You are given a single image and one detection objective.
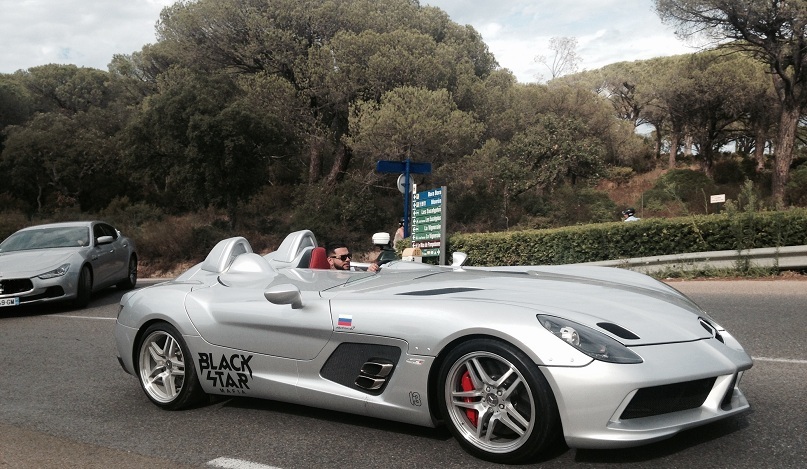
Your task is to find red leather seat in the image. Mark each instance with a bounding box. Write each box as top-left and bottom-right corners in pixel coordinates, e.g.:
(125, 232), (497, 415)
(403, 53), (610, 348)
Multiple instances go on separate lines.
(309, 247), (330, 269)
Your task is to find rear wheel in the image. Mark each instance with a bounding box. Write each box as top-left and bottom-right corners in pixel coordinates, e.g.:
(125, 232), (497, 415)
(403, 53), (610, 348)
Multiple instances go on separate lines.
(117, 256), (138, 290)
(137, 323), (205, 410)
(438, 338), (561, 464)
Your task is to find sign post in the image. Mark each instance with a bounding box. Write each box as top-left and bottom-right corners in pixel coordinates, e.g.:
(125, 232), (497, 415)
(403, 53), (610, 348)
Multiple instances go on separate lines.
(411, 186), (447, 265)
(375, 159), (432, 237)
(710, 194), (726, 214)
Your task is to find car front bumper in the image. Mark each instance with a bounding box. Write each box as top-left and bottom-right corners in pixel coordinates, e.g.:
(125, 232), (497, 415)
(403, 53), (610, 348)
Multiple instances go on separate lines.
(542, 337), (752, 449)
(0, 271), (79, 307)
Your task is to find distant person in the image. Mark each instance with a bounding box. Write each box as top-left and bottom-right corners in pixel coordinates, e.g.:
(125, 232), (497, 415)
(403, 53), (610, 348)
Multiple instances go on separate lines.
(326, 242), (352, 270)
(622, 208), (640, 222)
(393, 218), (405, 245)
(368, 232), (396, 272)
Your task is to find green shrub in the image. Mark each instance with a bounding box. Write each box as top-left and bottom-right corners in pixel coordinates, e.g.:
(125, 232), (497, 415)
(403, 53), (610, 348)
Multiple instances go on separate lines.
(0, 210), (28, 241)
(786, 164), (807, 206)
(99, 197), (164, 235)
(448, 208), (807, 266)
(713, 158), (746, 184)
(544, 187), (619, 226)
(607, 166), (635, 185)
(642, 169), (716, 215)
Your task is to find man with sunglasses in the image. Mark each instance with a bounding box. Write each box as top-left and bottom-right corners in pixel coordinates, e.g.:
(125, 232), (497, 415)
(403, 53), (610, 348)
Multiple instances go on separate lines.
(326, 242), (352, 270)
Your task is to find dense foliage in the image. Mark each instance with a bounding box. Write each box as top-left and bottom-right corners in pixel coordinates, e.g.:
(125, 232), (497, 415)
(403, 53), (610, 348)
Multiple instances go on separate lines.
(1, 0), (807, 260)
(449, 208), (807, 266)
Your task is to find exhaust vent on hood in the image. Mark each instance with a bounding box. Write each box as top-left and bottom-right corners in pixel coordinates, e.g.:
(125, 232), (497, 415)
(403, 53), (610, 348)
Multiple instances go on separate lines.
(597, 322), (640, 340)
(397, 287), (482, 296)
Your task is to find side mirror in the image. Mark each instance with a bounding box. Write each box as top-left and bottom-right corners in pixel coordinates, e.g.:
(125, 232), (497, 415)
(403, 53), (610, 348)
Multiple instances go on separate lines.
(264, 284), (303, 309)
(96, 235), (114, 245)
(451, 252), (468, 267)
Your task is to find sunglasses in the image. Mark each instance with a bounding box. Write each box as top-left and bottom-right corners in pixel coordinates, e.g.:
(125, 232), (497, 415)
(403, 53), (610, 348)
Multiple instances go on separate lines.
(330, 253), (352, 261)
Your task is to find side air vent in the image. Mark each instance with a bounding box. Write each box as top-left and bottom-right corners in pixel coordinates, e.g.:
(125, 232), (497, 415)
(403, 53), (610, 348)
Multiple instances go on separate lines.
(597, 322), (640, 340)
(720, 373), (739, 411)
(320, 343), (401, 394)
(355, 358), (395, 391)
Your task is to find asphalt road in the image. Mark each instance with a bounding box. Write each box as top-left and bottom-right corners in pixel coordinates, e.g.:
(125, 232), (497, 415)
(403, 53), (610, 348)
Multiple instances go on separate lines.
(1, 279), (805, 468)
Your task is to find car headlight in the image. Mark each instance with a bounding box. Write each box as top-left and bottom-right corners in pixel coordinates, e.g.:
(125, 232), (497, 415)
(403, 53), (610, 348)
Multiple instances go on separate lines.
(38, 263), (71, 279)
(537, 314), (643, 364)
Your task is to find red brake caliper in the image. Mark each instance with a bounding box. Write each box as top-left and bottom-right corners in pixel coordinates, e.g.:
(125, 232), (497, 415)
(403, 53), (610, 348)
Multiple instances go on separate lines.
(461, 371), (479, 426)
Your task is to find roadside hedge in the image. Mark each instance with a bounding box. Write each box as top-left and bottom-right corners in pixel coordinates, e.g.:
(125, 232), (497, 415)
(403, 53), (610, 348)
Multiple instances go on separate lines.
(447, 208), (807, 266)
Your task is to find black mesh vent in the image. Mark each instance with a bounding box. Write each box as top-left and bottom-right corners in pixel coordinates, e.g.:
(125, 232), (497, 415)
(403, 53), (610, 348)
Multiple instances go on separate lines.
(0, 279), (33, 295)
(621, 377), (716, 420)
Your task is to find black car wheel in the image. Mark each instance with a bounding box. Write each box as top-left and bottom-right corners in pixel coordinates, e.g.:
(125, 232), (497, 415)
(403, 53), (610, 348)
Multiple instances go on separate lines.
(438, 338), (561, 464)
(117, 256), (138, 290)
(72, 265), (92, 308)
(137, 322), (205, 410)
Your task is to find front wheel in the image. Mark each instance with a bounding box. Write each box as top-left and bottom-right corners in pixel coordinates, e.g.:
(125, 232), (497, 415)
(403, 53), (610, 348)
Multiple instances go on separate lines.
(137, 323), (205, 410)
(438, 338), (561, 464)
(72, 265), (92, 308)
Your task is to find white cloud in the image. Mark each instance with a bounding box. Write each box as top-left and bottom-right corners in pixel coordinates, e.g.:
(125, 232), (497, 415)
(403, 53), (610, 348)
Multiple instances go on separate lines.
(0, 0), (173, 73)
(0, 0), (697, 80)
(422, 0), (696, 82)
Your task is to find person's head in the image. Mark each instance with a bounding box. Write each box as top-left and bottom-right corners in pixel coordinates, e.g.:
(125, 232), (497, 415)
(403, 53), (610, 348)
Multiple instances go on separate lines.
(326, 242), (351, 270)
(622, 208), (635, 218)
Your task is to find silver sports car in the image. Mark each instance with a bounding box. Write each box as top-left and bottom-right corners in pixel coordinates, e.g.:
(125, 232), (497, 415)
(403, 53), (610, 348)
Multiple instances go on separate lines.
(0, 221), (137, 309)
(114, 230), (751, 464)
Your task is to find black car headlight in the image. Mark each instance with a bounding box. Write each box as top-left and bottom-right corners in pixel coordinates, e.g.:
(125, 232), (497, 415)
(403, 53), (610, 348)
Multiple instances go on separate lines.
(38, 263), (71, 279)
(537, 314), (643, 364)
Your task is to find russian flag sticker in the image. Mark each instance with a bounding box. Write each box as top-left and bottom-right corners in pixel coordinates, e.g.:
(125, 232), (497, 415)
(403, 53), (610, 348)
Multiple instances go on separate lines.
(337, 315), (353, 327)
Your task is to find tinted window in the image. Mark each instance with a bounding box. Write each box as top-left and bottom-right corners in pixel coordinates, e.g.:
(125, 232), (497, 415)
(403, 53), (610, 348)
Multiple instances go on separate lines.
(99, 223), (119, 239)
(0, 227), (90, 252)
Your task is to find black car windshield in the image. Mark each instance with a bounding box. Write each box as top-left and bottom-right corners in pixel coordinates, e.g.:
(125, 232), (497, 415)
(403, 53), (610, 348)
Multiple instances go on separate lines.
(0, 227), (90, 252)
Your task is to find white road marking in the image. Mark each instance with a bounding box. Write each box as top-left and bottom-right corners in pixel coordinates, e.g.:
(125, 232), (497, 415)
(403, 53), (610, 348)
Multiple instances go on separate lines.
(207, 457), (283, 469)
(753, 356), (807, 364)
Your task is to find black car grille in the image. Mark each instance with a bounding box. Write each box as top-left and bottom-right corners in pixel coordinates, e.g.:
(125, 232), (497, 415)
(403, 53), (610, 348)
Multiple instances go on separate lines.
(620, 377), (716, 420)
(19, 286), (65, 303)
(0, 278), (33, 295)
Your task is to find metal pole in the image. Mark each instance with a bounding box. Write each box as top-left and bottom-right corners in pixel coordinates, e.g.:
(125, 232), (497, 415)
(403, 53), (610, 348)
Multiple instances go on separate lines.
(439, 185), (447, 266)
(403, 158), (411, 238)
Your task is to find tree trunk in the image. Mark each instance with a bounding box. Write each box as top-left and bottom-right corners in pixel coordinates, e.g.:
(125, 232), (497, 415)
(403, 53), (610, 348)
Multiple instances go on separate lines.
(325, 143), (351, 186)
(771, 104), (800, 206)
(307, 136), (322, 184)
(668, 132), (680, 169)
(652, 124), (662, 158)
(700, 148), (714, 178)
(227, 197), (238, 229)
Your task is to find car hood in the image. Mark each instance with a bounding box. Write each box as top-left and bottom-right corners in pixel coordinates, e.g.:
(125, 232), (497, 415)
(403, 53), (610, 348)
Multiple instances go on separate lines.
(0, 249), (80, 277)
(325, 264), (713, 346)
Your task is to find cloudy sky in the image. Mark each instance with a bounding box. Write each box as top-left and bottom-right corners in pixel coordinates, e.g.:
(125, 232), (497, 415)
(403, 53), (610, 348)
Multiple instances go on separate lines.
(0, 0), (698, 83)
